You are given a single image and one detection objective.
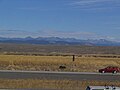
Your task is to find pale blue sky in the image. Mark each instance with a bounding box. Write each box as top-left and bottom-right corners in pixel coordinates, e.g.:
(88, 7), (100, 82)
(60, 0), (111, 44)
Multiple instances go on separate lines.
(0, 0), (120, 41)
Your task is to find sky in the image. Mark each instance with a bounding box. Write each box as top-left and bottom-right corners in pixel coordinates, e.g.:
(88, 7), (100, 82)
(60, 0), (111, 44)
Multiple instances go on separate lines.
(0, 0), (120, 41)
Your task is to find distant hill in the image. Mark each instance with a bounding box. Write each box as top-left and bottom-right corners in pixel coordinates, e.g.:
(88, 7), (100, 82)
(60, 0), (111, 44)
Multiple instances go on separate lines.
(0, 37), (120, 46)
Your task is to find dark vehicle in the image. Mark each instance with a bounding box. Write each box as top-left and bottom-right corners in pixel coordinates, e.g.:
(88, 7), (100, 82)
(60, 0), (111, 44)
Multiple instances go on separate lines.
(99, 66), (120, 74)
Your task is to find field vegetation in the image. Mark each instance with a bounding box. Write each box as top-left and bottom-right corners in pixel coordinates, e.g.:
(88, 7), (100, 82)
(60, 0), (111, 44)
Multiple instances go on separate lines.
(0, 55), (120, 72)
(0, 44), (120, 89)
(0, 44), (120, 55)
(0, 79), (119, 90)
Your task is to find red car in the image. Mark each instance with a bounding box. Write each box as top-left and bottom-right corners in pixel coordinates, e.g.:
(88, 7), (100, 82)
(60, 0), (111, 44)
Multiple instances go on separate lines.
(99, 66), (120, 73)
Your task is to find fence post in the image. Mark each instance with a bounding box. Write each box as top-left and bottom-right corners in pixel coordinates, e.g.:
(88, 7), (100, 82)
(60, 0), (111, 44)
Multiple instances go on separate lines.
(73, 55), (75, 62)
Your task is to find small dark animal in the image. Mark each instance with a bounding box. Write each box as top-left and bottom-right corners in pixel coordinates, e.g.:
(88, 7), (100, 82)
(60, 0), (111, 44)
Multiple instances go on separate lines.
(59, 65), (66, 69)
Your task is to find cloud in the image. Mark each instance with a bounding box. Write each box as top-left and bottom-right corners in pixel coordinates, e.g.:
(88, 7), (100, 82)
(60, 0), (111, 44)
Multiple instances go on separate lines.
(0, 29), (119, 41)
(37, 30), (112, 40)
(69, 0), (120, 10)
(71, 0), (113, 5)
(0, 29), (39, 38)
(18, 5), (67, 11)
(36, 30), (120, 41)
(18, 7), (55, 11)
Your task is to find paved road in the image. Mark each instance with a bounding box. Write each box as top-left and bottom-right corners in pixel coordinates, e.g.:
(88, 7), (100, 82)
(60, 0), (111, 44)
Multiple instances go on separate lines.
(0, 70), (119, 81)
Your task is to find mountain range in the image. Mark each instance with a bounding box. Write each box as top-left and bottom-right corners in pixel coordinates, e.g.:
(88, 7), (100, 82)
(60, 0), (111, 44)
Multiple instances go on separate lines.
(0, 37), (120, 46)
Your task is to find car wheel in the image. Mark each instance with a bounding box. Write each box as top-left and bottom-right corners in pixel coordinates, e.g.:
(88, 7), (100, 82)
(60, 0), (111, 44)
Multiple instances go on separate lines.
(113, 71), (117, 74)
(102, 71), (105, 73)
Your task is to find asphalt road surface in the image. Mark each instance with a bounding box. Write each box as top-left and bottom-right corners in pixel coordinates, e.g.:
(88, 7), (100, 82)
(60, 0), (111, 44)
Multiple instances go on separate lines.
(0, 70), (119, 81)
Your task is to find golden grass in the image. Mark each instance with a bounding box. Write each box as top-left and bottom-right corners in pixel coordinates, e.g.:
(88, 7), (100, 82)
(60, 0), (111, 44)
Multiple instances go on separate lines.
(0, 55), (120, 72)
(0, 79), (119, 90)
(0, 55), (119, 90)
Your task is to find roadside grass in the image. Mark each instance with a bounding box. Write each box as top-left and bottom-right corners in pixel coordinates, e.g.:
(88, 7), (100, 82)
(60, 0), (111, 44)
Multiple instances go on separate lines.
(0, 79), (119, 90)
(0, 55), (120, 72)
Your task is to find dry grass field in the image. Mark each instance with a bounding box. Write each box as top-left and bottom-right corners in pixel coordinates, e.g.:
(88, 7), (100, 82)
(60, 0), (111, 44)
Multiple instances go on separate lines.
(1, 44), (120, 55)
(0, 54), (120, 90)
(0, 55), (120, 72)
(0, 79), (119, 90)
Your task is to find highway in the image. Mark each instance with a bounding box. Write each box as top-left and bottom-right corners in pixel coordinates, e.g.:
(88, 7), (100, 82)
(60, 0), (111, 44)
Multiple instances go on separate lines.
(0, 70), (119, 81)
